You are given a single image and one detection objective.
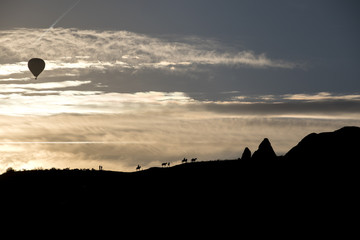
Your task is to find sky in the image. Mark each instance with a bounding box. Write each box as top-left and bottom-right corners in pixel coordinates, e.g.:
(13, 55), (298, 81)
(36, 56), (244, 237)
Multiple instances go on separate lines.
(0, 0), (359, 172)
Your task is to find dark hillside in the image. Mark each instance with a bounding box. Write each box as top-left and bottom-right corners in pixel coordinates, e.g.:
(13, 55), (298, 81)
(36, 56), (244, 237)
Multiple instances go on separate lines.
(0, 159), (322, 210)
(285, 126), (360, 162)
(1, 126), (358, 216)
(0, 160), (293, 208)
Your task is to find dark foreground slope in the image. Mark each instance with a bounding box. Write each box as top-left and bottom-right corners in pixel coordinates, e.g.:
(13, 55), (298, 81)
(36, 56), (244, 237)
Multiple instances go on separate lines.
(0, 158), (355, 211)
(0, 126), (358, 220)
(0, 160), (300, 210)
(0, 160), (252, 209)
(285, 126), (360, 162)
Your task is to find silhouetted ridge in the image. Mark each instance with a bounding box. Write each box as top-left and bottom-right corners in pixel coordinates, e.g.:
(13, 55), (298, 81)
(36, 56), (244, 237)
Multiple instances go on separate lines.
(285, 126), (360, 162)
(241, 147), (251, 160)
(1, 126), (359, 212)
(252, 138), (277, 161)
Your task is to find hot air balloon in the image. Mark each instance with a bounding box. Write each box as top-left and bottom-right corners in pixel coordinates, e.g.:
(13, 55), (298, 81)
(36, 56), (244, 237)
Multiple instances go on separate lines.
(28, 58), (45, 80)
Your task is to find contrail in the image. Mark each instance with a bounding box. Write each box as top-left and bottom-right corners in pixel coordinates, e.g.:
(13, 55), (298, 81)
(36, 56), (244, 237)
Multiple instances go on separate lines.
(34, 0), (81, 44)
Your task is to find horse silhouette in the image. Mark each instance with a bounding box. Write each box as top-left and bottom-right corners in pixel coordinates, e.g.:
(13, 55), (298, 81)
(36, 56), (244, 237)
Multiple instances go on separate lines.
(136, 165), (141, 171)
(191, 158), (197, 162)
(182, 158), (188, 163)
(162, 162), (170, 167)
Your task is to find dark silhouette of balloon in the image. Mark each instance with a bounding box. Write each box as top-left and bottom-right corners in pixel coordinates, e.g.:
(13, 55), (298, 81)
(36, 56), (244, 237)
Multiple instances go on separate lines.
(28, 58), (45, 79)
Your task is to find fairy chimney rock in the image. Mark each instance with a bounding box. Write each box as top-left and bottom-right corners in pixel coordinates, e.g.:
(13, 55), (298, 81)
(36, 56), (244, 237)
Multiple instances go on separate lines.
(252, 138), (277, 161)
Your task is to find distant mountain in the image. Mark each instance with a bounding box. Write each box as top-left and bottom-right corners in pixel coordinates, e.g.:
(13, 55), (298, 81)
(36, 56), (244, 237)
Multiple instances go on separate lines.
(285, 126), (360, 162)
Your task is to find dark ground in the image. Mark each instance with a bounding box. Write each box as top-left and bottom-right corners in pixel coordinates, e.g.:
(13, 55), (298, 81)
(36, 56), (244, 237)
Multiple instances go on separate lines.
(0, 127), (358, 234)
(0, 159), (355, 209)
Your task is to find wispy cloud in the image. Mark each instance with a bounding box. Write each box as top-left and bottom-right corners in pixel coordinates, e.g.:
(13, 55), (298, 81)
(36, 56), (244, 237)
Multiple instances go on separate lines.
(0, 62), (28, 76)
(202, 92), (360, 119)
(0, 90), (192, 116)
(0, 80), (90, 93)
(1, 81), (360, 118)
(283, 92), (360, 101)
(0, 28), (298, 76)
(226, 92), (360, 103)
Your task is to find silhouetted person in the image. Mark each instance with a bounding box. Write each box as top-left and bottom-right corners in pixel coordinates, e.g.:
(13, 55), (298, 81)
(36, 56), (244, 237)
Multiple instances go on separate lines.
(99, 165), (103, 171)
(182, 158), (188, 163)
(136, 165), (141, 171)
(241, 147), (251, 160)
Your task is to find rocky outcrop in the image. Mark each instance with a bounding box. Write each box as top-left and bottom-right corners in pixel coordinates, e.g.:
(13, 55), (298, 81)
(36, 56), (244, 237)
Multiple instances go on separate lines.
(252, 138), (277, 161)
(241, 147), (251, 160)
(285, 126), (360, 162)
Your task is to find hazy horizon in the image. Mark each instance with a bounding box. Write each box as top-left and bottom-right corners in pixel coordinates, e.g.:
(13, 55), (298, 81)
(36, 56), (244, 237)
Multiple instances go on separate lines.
(1, 0), (359, 172)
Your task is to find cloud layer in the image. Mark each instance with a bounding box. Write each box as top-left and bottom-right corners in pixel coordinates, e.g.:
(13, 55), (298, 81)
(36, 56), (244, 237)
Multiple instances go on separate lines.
(0, 28), (297, 72)
(0, 27), (303, 100)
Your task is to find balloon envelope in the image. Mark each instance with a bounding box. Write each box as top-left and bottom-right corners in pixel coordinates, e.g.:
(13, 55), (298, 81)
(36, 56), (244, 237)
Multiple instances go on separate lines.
(28, 58), (45, 79)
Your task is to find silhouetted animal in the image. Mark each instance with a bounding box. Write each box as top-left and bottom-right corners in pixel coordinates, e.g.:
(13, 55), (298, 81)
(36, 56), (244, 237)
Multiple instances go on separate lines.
(162, 162), (171, 167)
(182, 158), (188, 163)
(136, 165), (141, 171)
(99, 165), (103, 171)
(191, 158), (197, 162)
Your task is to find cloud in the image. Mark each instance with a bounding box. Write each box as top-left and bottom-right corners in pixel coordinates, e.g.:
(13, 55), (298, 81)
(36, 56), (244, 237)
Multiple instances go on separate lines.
(283, 92), (360, 101)
(226, 92), (360, 103)
(0, 62), (28, 76)
(201, 101), (360, 119)
(0, 90), (193, 116)
(1, 81), (359, 118)
(0, 28), (298, 76)
(0, 77), (31, 82)
(201, 92), (360, 119)
(0, 80), (90, 93)
(0, 27), (303, 98)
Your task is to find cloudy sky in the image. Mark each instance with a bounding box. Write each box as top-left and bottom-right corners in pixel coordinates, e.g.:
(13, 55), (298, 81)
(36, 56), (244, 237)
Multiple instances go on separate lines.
(0, 0), (359, 172)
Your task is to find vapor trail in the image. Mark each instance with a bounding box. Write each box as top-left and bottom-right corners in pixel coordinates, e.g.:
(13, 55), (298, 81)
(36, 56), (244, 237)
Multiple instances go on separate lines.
(34, 0), (81, 44)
